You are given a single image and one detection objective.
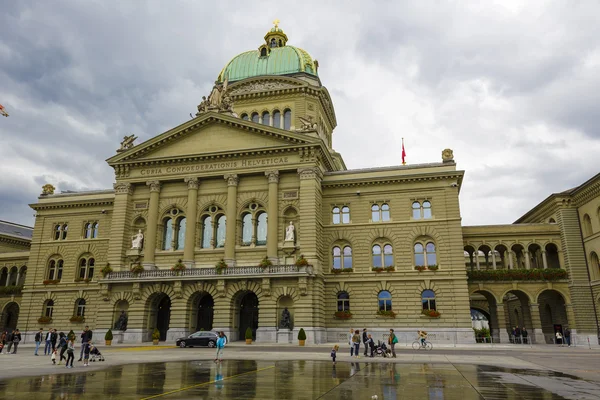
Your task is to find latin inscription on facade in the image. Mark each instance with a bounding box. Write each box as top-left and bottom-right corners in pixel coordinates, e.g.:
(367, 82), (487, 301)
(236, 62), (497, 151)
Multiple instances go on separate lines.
(138, 156), (291, 177)
(282, 190), (299, 200)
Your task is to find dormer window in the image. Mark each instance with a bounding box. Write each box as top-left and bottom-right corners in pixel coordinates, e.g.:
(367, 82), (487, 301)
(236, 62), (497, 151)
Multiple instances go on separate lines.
(270, 38), (277, 48)
(260, 48), (267, 57)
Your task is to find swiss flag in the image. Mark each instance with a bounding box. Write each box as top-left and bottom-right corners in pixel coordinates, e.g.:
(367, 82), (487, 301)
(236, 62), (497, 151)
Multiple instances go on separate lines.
(0, 104), (8, 117)
(402, 139), (406, 164)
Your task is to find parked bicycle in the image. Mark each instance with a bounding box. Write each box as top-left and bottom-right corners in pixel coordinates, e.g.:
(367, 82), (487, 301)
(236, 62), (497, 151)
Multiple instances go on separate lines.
(412, 338), (433, 350)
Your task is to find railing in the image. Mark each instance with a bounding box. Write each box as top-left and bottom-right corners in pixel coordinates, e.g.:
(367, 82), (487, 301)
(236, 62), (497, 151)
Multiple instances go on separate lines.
(467, 268), (568, 281)
(102, 265), (310, 281)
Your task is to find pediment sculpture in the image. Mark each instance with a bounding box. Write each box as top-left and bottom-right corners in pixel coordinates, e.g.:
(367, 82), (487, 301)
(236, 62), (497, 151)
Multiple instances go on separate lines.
(118, 135), (138, 152)
(196, 74), (235, 116)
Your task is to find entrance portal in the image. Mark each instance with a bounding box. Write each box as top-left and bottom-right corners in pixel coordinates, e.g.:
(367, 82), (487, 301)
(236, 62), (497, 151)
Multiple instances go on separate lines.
(196, 294), (214, 332)
(157, 296), (171, 341)
(238, 292), (259, 340)
(1, 302), (19, 331)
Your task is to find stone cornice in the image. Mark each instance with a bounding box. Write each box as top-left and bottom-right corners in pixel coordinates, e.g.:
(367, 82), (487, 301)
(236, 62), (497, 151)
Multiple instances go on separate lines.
(30, 198), (114, 211)
(0, 235), (31, 248)
(514, 195), (565, 223)
(572, 176), (600, 206)
(322, 171), (464, 189)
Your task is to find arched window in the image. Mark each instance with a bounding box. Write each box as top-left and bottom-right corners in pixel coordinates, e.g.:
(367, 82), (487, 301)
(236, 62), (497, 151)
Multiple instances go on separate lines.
(591, 252), (599, 278)
(256, 212), (267, 246)
(412, 202), (421, 219)
(414, 241), (437, 267)
(283, 109), (291, 130)
(92, 222), (99, 238)
(201, 216), (213, 249)
(378, 291), (392, 312)
(548, 218), (556, 224)
(47, 259), (64, 281)
(423, 201), (432, 219)
(383, 244), (393, 267)
(78, 257), (95, 280)
(343, 246), (353, 269)
(84, 223), (92, 239)
(241, 114), (249, 121)
(337, 292), (350, 312)
(332, 246), (353, 270)
(242, 213), (253, 245)
(583, 214), (593, 237)
(332, 246), (341, 269)
(163, 219), (173, 250)
(176, 217), (186, 250)
(371, 204), (380, 222)
(216, 215), (226, 248)
(381, 204), (390, 221)
(75, 299), (86, 317)
(260, 48), (267, 57)
(332, 207), (341, 224)
(44, 300), (54, 318)
(414, 243), (425, 266)
(54, 224), (62, 240)
(372, 245), (382, 268)
(273, 110), (281, 128)
(262, 112), (270, 126)
(251, 112), (259, 124)
(422, 289), (436, 311)
(61, 224), (68, 240)
(342, 206), (350, 224)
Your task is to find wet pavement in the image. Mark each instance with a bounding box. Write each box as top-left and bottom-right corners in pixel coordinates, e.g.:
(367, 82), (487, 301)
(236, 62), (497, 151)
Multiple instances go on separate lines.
(1, 360), (599, 399)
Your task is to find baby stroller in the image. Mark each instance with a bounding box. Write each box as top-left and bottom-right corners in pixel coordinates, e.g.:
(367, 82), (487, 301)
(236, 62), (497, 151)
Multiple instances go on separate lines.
(375, 340), (391, 357)
(89, 344), (105, 362)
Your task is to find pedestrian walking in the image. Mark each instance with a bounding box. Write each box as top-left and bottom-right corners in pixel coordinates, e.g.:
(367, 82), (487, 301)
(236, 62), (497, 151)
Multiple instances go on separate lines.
(214, 331), (226, 363)
(34, 328), (43, 356)
(5, 330), (14, 354)
(555, 331), (563, 346)
(58, 332), (67, 365)
(51, 349), (57, 364)
(0, 331), (6, 354)
(522, 327), (529, 344)
(366, 334), (375, 357)
(330, 344), (339, 365)
(78, 326), (93, 362)
(352, 330), (361, 358)
(50, 329), (58, 351)
(66, 339), (75, 368)
(83, 342), (91, 366)
(388, 329), (398, 358)
(362, 328), (368, 356)
(348, 328), (354, 356)
(11, 329), (21, 354)
(564, 328), (571, 347)
(44, 329), (53, 355)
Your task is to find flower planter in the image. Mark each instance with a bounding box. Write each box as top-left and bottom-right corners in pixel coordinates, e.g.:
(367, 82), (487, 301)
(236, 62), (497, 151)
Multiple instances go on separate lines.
(334, 311), (353, 320)
(245, 338), (252, 344)
(105, 340), (112, 346)
(421, 310), (441, 318)
(414, 266), (427, 272)
(298, 340), (305, 346)
(38, 317), (53, 324)
(152, 339), (159, 345)
(376, 311), (396, 318)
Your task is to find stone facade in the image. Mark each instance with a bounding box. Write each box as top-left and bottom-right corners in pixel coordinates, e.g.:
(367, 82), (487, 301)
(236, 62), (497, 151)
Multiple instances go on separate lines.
(1, 26), (599, 346)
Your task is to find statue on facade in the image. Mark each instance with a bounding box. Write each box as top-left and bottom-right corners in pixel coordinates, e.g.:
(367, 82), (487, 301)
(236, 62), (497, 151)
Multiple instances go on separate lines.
(285, 221), (295, 242)
(196, 73), (235, 116)
(41, 184), (56, 196)
(297, 115), (317, 132)
(279, 307), (291, 329)
(118, 134), (138, 152)
(442, 148), (454, 163)
(114, 310), (128, 331)
(131, 229), (144, 249)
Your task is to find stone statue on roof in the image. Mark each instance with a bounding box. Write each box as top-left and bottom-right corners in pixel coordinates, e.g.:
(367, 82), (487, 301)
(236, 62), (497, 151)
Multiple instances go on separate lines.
(118, 135), (138, 152)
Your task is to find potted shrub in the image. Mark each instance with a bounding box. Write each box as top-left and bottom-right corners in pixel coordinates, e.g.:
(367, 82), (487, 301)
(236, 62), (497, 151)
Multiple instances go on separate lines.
(171, 259), (186, 275)
(427, 264), (439, 271)
(384, 266), (395, 272)
(259, 257), (273, 268)
(100, 263), (113, 277)
(245, 327), (253, 344)
(105, 329), (113, 346)
(152, 328), (160, 345)
(130, 264), (144, 275)
(295, 255), (309, 267)
(414, 265), (427, 272)
(215, 259), (228, 275)
(298, 328), (307, 346)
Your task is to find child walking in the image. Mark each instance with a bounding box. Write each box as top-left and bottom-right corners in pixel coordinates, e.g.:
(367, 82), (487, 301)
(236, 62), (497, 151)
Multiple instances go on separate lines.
(66, 339), (75, 369)
(330, 345), (339, 365)
(83, 342), (91, 366)
(51, 349), (57, 364)
(214, 331), (226, 363)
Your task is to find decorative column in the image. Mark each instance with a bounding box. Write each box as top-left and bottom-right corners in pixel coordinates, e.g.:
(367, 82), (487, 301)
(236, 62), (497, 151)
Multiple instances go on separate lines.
(529, 303), (546, 344)
(143, 180), (161, 268)
(224, 174), (239, 265)
(107, 182), (134, 269)
(475, 251), (480, 270)
(541, 251), (548, 269)
(4, 271), (10, 287)
(265, 170), (279, 262)
(524, 251), (531, 269)
(491, 250), (497, 270)
(495, 303), (510, 343)
(508, 251), (514, 269)
(183, 177), (199, 266)
(297, 167), (323, 265)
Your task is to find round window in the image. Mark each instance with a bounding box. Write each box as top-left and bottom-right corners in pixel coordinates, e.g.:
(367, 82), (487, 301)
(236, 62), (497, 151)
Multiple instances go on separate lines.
(250, 203), (258, 210)
(209, 206), (218, 213)
(171, 209), (179, 216)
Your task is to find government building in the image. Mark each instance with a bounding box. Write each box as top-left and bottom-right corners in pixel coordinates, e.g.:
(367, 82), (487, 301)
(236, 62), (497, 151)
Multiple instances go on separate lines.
(1, 24), (599, 346)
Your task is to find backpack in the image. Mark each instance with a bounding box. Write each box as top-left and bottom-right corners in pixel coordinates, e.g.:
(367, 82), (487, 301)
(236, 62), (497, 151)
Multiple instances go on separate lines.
(392, 334), (398, 344)
(12, 334), (20, 343)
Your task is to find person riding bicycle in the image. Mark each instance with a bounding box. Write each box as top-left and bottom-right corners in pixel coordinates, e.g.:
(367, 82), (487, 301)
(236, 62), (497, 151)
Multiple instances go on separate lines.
(418, 330), (428, 347)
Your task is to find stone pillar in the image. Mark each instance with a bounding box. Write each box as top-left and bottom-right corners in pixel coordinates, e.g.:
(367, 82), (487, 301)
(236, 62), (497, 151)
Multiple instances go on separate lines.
(475, 251), (480, 270)
(183, 177), (199, 266)
(298, 167), (323, 266)
(265, 170), (279, 262)
(107, 182), (134, 269)
(508, 251), (514, 269)
(529, 303), (546, 344)
(495, 303), (510, 343)
(541, 251), (548, 269)
(143, 180), (161, 268)
(524, 251), (531, 269)
(491, 251), (497, 270)
(224, 174), (239, 265)
(5, 271), (10, 287)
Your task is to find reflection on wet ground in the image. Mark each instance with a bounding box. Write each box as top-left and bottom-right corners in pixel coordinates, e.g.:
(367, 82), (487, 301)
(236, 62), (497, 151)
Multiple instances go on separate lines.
(1, 360), (599, 399)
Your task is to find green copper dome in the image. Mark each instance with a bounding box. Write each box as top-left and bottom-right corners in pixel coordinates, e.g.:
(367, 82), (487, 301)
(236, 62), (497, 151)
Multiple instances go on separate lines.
(217, 24), (318, 83)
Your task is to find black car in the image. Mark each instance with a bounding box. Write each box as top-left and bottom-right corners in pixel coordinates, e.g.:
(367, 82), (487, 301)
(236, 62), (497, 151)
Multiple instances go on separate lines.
(176, 331), (219, 348)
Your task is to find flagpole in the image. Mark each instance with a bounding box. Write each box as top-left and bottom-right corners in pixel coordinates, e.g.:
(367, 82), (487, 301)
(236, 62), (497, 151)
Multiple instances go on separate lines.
(402, 137), (406, 165)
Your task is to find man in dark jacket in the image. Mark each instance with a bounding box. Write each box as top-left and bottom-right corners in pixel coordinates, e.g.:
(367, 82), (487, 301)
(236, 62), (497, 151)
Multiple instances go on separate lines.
(34, 328), (43, 355)
(362, 328), (369, 356)
(78, 326), (93, 362)
(564, 328), (571, 347)
(50, 329), (58, 351)
(5, 330), (14, 354)
(11, 329), (21, 354)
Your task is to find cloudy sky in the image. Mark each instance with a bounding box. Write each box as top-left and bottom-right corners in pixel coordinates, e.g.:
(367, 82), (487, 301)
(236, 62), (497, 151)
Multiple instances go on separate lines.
(1, 1), (599, 227)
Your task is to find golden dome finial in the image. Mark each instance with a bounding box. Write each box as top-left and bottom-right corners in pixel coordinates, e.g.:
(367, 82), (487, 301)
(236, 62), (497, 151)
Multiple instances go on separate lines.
(273, 19), (280, 29)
